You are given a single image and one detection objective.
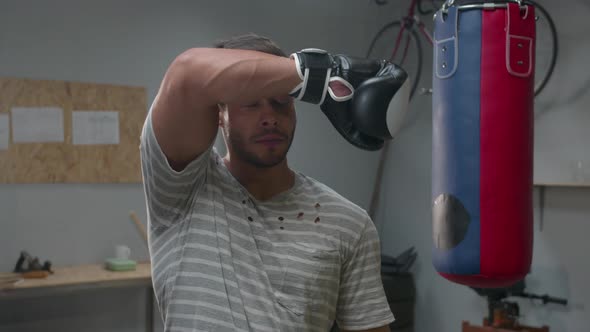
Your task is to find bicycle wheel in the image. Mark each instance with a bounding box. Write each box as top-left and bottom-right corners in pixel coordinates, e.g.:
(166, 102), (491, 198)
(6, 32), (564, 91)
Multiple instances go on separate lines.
(366, 20), (423, 100)
(527, 0), (558, 97)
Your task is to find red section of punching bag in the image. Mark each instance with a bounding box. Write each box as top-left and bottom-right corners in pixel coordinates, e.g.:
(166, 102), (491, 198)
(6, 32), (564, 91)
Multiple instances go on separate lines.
(479, 4), (534, 285)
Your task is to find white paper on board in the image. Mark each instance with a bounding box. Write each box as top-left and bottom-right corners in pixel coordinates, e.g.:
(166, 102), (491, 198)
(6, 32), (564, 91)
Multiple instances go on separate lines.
(11, 107), (65, 143)
(72, 111), (120, 145)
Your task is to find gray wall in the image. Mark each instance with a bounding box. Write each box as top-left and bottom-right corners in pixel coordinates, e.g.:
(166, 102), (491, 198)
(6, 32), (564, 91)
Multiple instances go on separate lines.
(2, 1), (588, 332)
(371, 1), (590, 332)
(0, 1), (383, 331)
(533, 0), (590, 185)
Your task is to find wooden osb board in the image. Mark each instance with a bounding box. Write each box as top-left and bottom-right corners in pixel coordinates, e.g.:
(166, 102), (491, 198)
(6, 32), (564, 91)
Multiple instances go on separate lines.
(0, 78), (147, 183)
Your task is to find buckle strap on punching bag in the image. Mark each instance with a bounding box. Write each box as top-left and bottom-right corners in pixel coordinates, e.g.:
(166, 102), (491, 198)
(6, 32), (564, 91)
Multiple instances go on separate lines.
(434, 6), (459, 79)
(506, 2), (534, 77)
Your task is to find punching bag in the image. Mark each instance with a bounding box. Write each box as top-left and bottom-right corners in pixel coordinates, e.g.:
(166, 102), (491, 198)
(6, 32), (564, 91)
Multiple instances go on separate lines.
(432, 1), (534, 288)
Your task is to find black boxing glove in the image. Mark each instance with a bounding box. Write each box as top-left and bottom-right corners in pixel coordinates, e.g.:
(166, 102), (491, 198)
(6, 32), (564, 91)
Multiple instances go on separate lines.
(290, 48), (410, 151)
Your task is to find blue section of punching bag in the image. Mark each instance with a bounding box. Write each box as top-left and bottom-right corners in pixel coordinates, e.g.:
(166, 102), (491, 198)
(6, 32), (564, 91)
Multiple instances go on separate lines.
(432, 8), (482, 275)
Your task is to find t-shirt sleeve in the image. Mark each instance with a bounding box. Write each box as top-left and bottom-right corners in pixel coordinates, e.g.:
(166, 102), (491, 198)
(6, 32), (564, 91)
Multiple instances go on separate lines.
(139, 110), (212, 228)
(335, 216), (395, 330)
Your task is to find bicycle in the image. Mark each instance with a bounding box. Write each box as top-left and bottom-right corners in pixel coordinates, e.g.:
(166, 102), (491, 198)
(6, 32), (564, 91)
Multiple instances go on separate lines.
(366, 0), (558, 100)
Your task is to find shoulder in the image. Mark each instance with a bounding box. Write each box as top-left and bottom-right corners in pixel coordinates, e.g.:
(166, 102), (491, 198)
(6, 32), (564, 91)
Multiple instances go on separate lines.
(297, 173), (371, 232)
(299, 174), (368, 215)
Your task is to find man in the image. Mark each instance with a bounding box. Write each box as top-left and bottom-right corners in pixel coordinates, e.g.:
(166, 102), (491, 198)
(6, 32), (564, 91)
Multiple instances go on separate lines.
(140, 33), (409, 331)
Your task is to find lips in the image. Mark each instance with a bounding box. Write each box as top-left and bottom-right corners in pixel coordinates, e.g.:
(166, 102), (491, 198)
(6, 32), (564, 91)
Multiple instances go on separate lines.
(255, 134), (286, 142)
(255, 133), (286, 148)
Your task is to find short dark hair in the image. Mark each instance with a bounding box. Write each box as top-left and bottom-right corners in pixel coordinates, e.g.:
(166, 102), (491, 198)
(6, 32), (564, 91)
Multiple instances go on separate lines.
(213, 33), (287, 57)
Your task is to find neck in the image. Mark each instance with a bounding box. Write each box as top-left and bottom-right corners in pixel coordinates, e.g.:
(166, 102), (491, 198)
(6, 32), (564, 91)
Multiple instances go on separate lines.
(223, 154), (295, 202)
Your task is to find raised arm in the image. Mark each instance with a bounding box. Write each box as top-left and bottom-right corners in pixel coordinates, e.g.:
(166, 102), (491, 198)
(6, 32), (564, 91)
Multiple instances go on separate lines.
(150, 48), (301, 170)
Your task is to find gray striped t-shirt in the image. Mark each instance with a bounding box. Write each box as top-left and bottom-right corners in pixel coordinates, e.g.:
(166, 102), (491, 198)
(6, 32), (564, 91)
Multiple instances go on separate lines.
(140, 112), (394, 331)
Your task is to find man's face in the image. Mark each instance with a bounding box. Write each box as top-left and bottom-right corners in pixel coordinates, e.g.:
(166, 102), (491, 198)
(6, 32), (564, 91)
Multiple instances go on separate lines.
(219, 96), (296, 168)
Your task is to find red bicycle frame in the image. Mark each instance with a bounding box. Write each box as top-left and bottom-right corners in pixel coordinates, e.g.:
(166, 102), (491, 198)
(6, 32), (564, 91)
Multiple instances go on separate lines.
(392, 0), (435, 64)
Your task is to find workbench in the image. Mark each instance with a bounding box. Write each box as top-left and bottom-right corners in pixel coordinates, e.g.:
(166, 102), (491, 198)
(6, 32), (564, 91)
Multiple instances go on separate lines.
(0, 262), (154, 332)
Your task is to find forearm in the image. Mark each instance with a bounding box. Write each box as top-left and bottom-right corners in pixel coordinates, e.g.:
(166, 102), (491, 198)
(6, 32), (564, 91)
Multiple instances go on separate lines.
(176, 47), (301, 106)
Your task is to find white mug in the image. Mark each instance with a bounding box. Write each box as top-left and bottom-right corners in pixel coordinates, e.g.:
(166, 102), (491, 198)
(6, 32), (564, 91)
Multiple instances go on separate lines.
(115, 245), (131, 260)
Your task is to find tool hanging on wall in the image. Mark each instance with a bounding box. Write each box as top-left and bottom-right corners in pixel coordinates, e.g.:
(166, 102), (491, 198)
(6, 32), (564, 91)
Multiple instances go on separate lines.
(129, 210), (148, 245)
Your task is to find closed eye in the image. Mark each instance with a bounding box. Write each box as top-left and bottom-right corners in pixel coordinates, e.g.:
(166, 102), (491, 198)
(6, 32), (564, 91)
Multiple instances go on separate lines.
(271, 98), (293, 108)
(242, 102), (260, 108)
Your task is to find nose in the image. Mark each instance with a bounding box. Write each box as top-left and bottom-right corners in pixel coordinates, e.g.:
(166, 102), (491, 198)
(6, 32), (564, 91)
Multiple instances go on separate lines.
(259, 100), (278, 127)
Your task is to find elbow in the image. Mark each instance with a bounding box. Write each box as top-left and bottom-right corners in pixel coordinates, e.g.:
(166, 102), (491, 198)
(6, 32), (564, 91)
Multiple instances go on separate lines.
(169, 48), (203, 81)
(163, 48), (208, 97)
(170, 48), (231, 104)
(172, 48), (204, 68)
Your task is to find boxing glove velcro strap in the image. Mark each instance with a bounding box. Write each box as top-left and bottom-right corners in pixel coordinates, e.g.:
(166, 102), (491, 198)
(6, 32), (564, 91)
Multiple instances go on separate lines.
(290, 49), (333, 104)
